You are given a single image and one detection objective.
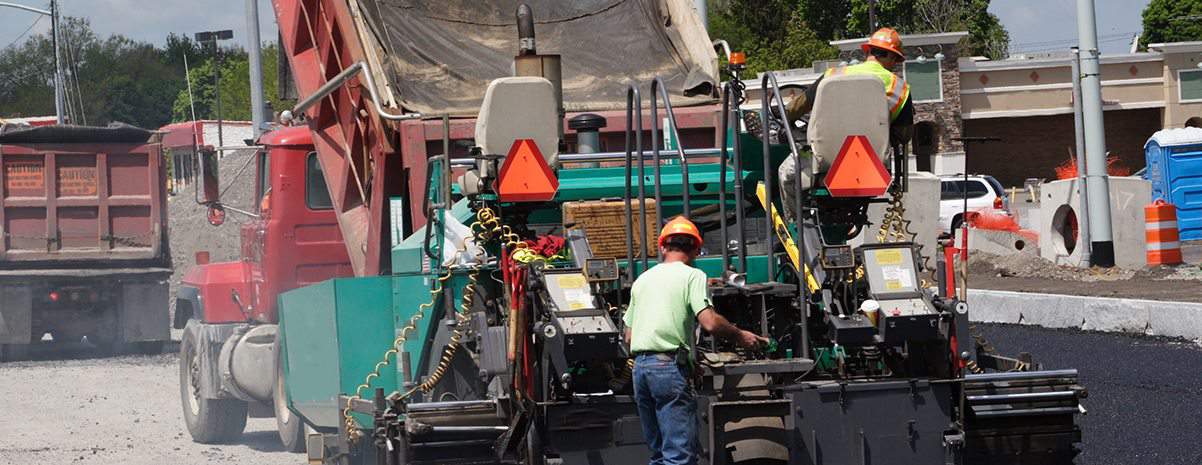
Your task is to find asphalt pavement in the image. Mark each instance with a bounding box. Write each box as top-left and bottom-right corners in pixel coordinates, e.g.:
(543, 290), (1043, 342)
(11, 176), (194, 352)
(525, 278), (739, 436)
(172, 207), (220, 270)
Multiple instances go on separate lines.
(975, 323), (1202, 465)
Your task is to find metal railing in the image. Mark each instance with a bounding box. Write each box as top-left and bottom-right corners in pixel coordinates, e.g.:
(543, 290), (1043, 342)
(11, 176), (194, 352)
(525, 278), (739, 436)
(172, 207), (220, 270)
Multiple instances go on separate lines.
(623, 85), (649, 280)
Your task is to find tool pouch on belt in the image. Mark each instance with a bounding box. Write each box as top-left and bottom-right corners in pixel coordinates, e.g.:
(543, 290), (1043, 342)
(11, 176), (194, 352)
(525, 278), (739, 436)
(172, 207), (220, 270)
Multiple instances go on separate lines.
(675, 347), (700, 388)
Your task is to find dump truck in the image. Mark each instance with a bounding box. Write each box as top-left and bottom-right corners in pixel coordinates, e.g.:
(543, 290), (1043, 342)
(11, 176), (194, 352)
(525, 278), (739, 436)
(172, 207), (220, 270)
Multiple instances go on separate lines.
(180, 1), (1087, 463)
(0, 124), (171, 360)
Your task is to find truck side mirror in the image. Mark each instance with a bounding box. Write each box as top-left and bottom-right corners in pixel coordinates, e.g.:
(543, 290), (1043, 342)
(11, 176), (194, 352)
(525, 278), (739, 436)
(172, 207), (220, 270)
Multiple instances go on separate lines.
(198, 148), (220, 205)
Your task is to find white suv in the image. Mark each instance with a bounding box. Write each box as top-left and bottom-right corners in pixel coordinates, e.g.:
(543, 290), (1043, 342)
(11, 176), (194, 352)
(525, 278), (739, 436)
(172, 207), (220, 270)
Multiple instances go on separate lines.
(939, 175), (1009, 233)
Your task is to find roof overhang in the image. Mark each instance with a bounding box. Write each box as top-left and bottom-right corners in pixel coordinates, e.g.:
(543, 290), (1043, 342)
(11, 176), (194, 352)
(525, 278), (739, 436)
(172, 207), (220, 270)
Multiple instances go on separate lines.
(831, 31), (969, 52)
(1148, 42), (1202, 54)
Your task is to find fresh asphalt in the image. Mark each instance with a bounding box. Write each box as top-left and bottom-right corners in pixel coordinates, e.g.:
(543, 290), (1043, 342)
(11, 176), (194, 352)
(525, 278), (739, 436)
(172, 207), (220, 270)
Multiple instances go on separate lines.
(975, 323), (1202, 465)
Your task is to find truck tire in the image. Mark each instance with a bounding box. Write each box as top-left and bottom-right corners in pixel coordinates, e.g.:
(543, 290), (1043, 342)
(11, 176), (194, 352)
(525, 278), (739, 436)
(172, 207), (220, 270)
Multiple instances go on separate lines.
(180, 326), (247, 443)
(274, 340), (306, 452)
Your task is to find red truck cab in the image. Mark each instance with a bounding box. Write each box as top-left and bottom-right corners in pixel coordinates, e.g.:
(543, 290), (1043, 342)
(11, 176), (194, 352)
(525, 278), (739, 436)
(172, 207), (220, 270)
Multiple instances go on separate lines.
(175, 126), (351, 448)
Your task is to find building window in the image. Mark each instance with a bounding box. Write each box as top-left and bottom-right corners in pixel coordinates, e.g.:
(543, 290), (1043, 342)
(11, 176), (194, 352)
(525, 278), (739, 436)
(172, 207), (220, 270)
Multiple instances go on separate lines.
(905, 61), (943, 103)
(1179, 70), (1202, 103)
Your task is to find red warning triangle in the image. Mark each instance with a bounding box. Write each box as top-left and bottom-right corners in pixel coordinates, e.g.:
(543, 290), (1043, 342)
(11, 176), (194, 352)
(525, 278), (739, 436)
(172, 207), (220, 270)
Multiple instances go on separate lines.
(823, 135), (892, 197)
(496, 139), (559, 202)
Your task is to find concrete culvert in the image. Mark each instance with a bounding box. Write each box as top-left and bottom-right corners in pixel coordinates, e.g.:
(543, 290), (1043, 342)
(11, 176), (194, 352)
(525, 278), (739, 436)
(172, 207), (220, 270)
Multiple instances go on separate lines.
(1050, 204), (1078, 256)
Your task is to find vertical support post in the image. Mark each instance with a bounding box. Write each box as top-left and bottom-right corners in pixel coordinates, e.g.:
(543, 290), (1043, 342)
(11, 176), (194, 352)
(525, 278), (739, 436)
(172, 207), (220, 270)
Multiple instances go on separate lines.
(1070, 47), (1092, 265)
(50, 0), (65, 125)
(693, 0), (707, 32)
(214, 44), (225, 150)
(761, 82), (775, 282)
(624, 88), (638, 281)
(246, 0), (266, 138)
(732, 87), (747, 273)
(719, 84), (731, 273)
(650, 86), (664, 235)
(1076, 0), (1115, 267)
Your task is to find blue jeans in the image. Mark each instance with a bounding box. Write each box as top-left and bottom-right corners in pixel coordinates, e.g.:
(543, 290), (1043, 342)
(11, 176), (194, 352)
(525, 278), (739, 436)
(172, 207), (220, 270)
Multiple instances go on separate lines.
(633, 353), (698, 465)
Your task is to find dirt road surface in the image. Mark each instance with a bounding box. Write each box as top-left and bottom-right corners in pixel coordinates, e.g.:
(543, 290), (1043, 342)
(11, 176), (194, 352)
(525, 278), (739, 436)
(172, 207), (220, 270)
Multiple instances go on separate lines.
(0, 353), (301, 465)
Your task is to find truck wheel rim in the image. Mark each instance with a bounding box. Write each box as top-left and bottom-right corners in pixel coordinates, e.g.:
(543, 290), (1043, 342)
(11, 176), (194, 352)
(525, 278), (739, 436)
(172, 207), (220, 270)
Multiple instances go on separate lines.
(186, 347), (201, 416)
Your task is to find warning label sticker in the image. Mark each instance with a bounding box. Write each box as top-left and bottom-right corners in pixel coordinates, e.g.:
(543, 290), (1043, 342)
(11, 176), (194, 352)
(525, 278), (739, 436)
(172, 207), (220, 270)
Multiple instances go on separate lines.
(57, 166), (98, 196)
(4, 161), (44, 193)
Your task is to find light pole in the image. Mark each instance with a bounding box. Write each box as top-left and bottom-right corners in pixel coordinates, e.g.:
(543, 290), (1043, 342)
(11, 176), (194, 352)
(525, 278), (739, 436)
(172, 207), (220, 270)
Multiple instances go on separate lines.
(195, 30), (234, 149)
(0, 0), (65, 124)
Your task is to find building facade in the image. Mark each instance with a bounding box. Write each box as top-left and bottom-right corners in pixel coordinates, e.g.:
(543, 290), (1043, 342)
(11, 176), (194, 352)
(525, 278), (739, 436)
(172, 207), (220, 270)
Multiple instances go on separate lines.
(751, 34), (1202, 186)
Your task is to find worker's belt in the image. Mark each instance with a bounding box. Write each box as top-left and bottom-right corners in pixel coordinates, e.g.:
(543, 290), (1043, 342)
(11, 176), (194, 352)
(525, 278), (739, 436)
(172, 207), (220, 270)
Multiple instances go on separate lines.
(633, 351), (675, 360)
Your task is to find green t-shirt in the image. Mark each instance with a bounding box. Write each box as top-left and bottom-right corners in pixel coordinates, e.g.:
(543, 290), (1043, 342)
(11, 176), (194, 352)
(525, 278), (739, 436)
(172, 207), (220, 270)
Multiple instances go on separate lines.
(622, 261), (712, 353)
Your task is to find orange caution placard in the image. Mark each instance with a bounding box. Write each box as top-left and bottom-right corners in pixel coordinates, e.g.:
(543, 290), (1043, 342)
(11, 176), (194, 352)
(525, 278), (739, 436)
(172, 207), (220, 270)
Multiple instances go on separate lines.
(822, 135), (891, 197)
(4, 161), (45, 193)
(496, 139), (558, 202)
(58, 166), (98, 196)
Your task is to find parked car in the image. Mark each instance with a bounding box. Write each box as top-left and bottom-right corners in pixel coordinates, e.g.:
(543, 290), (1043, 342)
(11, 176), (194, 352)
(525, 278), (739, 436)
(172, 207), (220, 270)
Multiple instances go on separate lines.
(939, 174), (1009, 233)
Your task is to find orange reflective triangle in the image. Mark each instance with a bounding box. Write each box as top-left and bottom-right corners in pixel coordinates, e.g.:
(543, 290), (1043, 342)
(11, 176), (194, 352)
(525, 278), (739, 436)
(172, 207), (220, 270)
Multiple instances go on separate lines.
(823, 135), (891, 197)
(496, 139), (559, 202)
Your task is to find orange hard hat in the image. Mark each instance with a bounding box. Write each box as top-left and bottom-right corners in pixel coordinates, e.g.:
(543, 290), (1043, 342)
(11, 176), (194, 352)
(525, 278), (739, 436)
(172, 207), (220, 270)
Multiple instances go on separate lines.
(861, 27), (905, 61)
(658, 216), (703, 248)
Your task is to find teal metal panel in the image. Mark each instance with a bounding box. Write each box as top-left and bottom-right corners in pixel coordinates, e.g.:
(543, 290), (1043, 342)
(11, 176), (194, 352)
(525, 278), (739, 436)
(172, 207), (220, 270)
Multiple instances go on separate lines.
(391, 273), (441, 377)
(555, 163), (740, 202)
(279, 279), (342, 428)
(334, 276), (398, 398)
(619, 254), (775, 283)
(278, 276), (394, 429)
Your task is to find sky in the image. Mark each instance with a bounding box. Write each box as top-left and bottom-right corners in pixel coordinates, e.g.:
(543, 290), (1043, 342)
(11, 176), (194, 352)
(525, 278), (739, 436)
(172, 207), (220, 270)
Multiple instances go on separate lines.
(0, 0), (1157, 56)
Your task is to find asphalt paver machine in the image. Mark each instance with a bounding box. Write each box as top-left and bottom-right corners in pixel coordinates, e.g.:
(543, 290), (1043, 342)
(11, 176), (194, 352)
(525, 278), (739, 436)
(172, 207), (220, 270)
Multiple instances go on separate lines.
(270, 2), (1087, 464)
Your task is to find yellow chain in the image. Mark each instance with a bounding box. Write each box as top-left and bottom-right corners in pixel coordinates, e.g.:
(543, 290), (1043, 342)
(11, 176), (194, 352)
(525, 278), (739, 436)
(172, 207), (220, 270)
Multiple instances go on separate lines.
(342, 206), (517, 444)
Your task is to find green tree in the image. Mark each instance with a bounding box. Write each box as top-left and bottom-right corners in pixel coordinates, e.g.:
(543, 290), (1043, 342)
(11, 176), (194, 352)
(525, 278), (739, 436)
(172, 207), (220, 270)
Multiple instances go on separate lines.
(171, 43), (290, 123)
(1140, 0), (1202, 49)
(708, 1), (839, 74)
(0, 17), (187, 128)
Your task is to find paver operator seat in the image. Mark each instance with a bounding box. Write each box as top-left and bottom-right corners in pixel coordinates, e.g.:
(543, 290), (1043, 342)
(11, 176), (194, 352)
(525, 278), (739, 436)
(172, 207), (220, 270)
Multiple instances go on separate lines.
(789, 74), (890, 192)
(474, 76), (560, 164)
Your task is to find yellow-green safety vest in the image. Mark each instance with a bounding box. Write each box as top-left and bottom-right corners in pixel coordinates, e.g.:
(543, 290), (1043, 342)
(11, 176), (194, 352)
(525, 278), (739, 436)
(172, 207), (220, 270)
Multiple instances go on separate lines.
(824, 60), (911, 122)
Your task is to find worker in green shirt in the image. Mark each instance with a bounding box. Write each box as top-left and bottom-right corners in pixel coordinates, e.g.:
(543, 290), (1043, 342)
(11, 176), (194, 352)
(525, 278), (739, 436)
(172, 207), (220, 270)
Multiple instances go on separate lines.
(622, 216), (765, 465)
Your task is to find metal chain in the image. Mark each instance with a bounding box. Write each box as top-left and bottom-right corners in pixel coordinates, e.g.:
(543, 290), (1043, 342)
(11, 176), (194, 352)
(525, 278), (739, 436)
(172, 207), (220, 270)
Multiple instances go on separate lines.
(342, 206), (518, 444)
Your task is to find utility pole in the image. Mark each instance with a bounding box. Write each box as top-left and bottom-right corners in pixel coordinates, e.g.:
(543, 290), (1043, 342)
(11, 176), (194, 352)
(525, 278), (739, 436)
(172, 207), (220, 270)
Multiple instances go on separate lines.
(195, 30), (234, 150)
(0, 2), (65, 124)
(868, 0), (877, 31)
(246, 0), (266, 138)
(50, 0), (65, 124)
(693, 0), (707, 32)
(1075, 0), (1115, 267)
(1070, 47), (1092, 265)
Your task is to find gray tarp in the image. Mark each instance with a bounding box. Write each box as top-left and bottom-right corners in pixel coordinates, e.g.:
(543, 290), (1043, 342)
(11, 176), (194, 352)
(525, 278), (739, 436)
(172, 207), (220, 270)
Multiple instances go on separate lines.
(358, 0), (720, 115)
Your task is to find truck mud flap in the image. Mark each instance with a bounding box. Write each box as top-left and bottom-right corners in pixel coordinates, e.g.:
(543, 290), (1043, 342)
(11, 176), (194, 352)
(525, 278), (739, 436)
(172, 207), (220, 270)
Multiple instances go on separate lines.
(120, 279), (170, 342)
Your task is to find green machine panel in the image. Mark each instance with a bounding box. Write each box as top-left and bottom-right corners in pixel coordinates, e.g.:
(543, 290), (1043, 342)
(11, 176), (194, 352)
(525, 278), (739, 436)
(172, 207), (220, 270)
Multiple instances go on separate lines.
(279, 276), (394, 429)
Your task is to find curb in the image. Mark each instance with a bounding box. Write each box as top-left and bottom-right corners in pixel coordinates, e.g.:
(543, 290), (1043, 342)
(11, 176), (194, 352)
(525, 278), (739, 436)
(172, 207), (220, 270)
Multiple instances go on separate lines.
(969, 289), (1202, 340)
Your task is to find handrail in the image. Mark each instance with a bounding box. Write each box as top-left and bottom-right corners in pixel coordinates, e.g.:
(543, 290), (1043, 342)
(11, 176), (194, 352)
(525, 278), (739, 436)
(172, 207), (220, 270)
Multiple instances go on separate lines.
(623, 85), (649, 280)
(286, 61), (422, 123)
(718, 83), (732, 273)
(650, 76), (692, 224)
(712, 39), (733, 63)
(761, 71), (808, 355)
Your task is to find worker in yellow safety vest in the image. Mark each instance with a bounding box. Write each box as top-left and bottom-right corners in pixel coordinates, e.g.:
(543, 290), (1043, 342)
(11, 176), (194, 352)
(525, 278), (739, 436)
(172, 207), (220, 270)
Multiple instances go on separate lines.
(778, 27), (915, 220)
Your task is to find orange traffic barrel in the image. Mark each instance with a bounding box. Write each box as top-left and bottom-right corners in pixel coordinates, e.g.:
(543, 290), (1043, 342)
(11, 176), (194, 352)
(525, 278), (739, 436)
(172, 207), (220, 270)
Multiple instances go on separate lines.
(1145, 199), (1183, 266)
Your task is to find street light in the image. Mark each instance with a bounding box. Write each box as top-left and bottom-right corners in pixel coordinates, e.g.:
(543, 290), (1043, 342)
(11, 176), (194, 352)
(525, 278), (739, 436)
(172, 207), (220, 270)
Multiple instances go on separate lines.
(1, 0), (65, 124)
(194, 29), (234, 149)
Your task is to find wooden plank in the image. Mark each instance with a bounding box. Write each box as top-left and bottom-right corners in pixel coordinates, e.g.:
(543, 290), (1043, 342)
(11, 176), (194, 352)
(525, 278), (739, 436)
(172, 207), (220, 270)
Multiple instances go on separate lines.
(563, 199), (659, 259)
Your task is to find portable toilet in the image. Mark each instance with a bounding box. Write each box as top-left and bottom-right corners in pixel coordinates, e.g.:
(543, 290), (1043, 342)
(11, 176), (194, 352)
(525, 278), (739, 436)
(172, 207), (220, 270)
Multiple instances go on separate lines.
(1144, 127), (1202, 241)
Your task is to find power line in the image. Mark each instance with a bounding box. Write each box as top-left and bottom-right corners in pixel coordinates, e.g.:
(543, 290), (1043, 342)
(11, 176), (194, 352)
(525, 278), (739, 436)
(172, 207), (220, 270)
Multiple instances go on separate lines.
(2, 15), (44, 50)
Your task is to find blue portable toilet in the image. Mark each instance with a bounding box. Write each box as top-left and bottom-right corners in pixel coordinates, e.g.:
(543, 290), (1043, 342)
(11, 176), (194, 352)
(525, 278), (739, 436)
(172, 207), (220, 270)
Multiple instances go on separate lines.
(1145, 128), (1202, 241)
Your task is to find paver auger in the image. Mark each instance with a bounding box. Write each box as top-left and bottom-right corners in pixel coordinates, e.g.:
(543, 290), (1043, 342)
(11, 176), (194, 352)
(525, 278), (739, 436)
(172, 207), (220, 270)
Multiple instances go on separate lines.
(275, 5), (1086, 465)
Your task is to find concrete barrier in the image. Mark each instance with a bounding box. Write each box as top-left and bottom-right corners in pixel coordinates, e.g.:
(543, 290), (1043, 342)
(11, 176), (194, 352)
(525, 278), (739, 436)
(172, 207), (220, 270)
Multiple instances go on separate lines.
(1038, 176), (1151, 268)
(970, 289), (1202, 340)
(956, 228), (1038, 256)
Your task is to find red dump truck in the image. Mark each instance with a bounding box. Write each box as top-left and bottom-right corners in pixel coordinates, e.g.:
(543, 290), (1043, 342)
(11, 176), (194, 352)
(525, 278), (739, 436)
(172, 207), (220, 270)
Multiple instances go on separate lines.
(0, 124), (171, 361)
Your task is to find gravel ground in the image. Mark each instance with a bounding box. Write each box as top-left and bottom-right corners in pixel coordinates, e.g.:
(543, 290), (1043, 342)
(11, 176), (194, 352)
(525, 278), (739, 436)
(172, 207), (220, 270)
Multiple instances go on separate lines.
(968, 251), (1202, 302)
(976, 323), (1202, 465)
(0, 352), (301, 465)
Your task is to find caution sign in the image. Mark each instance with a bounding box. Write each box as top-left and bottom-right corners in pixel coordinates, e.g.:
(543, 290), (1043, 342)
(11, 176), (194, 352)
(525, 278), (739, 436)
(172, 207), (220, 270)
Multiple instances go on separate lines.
(496, 139), (558, 202)
(4, 161), (44, 194)
(822, 135), (891, 197)
(58, 166), (98, 196)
